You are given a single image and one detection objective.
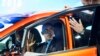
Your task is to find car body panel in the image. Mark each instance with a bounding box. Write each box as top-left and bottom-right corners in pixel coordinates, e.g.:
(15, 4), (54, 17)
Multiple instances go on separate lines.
(49, 47), (97, 56)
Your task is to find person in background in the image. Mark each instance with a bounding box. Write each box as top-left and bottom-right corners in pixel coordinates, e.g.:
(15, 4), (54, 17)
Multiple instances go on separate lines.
(68, 0), (100, 47)
(69, 0), (99, 36)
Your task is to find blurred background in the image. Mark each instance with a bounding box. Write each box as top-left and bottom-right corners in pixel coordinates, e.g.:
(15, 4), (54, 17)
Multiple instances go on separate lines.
(0, 0), (82, 32)
(0, 0), (82, 16)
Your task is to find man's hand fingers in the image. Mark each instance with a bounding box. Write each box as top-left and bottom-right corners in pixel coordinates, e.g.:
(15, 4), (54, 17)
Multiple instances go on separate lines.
(79, 19), (82, 24)
(72, 18), (78, 23)
(69, 19), (75, 26)
(69, 18), (78, 26)
(70, 25), (75, 29)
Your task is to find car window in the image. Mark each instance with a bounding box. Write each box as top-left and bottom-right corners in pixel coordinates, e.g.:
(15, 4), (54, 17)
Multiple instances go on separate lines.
(0, 28), (24, 55)
(25, 18), (65, 53)
(71, 8), (95, 48)
(11, 29), (24, 51)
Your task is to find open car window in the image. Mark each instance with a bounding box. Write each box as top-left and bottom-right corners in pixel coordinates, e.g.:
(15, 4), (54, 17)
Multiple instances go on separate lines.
(24, 18), (65, 53)
(0, 28), (24, 55)
(71, 8), (95, 48)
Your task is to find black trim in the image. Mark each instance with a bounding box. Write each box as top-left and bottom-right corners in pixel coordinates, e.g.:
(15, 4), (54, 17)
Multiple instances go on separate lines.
(90, 6), (100, 56)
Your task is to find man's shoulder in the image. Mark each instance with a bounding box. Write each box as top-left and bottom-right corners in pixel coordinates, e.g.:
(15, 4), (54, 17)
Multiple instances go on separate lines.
(51, 37), (61, 44)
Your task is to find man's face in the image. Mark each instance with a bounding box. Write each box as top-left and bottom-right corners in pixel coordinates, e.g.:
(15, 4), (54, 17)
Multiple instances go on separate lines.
(43, 33), (52, 41)
(81, 0), (100, 5)
(81, 0), (92, 5)
(42, 26), (54, 41)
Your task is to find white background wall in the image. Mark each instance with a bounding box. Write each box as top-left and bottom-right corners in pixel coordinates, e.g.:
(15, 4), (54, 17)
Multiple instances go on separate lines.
(0, 0), (82, 16)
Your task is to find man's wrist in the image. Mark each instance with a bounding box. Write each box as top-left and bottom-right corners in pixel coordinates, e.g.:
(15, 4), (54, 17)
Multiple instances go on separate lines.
(79, 29), (85, 35)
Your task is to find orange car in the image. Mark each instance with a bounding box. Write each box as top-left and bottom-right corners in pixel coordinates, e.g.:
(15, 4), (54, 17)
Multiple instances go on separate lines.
(0, 4), (100, 56)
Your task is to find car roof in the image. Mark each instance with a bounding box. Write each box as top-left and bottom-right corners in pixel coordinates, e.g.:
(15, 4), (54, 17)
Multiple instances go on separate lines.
(0, 12), (57, 38)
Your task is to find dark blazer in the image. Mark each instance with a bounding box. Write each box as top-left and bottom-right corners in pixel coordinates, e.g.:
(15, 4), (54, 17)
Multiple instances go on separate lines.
(72, 11), (94, 47)
(73, 10), (95, 35)
(34, 37), (63, 53)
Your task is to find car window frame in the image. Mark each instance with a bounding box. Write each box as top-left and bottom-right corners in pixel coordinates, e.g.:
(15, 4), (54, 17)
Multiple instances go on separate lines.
(21, 4), (100, 54)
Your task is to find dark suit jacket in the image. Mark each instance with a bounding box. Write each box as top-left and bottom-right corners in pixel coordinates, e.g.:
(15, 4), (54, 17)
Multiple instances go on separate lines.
(73, 10), (95, 35)
(72, 10), (94, 47)
(34, 37), (63, 53)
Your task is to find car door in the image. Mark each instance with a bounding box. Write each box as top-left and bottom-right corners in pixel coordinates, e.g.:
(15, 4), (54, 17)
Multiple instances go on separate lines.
(23, 4), (100, 56)
(48, 4), (100, 56)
